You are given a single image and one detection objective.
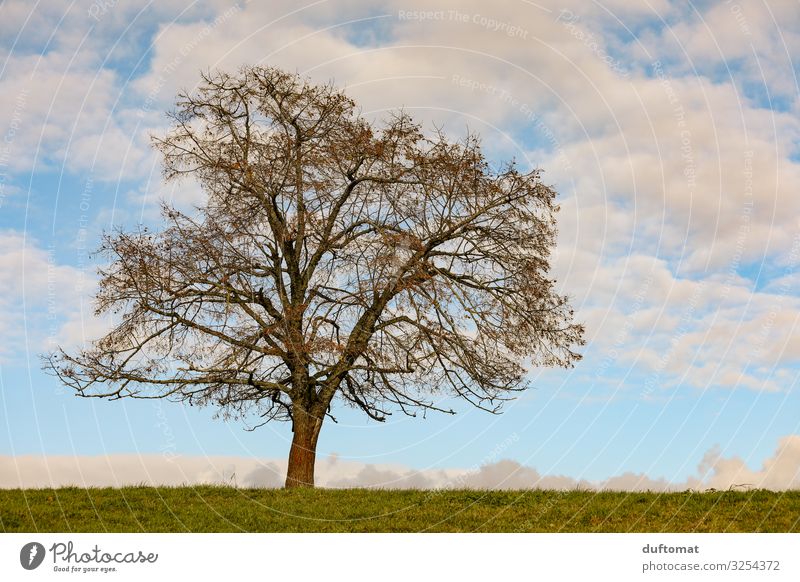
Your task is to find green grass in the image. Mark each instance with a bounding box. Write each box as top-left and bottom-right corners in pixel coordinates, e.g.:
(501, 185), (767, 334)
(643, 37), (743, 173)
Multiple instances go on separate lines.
(1, 487), (798, 532)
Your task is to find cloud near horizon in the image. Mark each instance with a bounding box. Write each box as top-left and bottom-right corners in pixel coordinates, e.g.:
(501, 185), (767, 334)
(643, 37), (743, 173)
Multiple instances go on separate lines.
(2, 435), (798, 491)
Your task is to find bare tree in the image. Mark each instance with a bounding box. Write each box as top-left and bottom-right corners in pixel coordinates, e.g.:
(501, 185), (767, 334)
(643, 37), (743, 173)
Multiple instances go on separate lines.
(44, 66), (584, 488)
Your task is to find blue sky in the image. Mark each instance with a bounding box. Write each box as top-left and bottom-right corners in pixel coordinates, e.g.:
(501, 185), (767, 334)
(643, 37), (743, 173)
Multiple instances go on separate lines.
(1, 0), (799, 489)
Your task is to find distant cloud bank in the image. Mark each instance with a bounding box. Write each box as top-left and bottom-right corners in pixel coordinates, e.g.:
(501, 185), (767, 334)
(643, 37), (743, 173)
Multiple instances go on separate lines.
(3, 435), (798, 491)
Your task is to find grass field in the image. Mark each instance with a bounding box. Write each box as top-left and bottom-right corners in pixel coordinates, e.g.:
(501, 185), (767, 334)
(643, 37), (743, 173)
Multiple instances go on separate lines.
(1, 487), (798, 533)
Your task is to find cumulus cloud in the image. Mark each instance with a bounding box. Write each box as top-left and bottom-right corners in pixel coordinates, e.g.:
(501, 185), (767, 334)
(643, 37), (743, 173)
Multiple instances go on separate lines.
(0, 231), (99, 360)
(558, 249), (800, 392)
(119, 0), (800, 394)
(3, 435), (798, 490)
(0, 50), (155, 180)
(3, 0), (800, 396)
(697, 435), (800, 491)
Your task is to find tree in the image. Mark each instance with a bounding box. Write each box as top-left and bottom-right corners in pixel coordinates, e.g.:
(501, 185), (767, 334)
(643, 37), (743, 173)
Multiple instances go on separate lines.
(44, 66), (584, 488)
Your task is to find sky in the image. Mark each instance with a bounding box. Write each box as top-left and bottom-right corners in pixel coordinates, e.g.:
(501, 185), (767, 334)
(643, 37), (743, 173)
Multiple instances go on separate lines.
(0, 0), (799, 490)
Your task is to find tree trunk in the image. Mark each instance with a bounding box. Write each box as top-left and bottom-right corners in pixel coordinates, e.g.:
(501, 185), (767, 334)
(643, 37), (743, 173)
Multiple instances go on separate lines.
(285, 408), (323, 488)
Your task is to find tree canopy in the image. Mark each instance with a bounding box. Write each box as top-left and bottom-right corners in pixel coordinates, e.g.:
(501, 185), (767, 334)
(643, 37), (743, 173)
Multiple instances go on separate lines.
(45, 66), (584, 487)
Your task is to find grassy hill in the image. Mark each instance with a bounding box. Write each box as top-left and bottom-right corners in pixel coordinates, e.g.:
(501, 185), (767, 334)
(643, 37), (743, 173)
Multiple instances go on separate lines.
(1, 487), (798, 532)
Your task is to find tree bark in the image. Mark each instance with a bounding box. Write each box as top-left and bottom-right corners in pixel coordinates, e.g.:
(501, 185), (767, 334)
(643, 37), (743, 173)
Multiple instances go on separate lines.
(284, 408), (323, 488)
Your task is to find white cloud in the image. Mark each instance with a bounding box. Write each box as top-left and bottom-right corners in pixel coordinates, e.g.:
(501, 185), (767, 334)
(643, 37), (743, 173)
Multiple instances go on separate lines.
(698, 435), (800, 491)
(110, 0), (800, 268)
(3, 0), (799, 395)
(560, 251), (800, 393)
(0, 231), (105, 361)
(0, 50), (156, 180)
(639, 1), (800, 107)
(2, 435), (798, 490)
